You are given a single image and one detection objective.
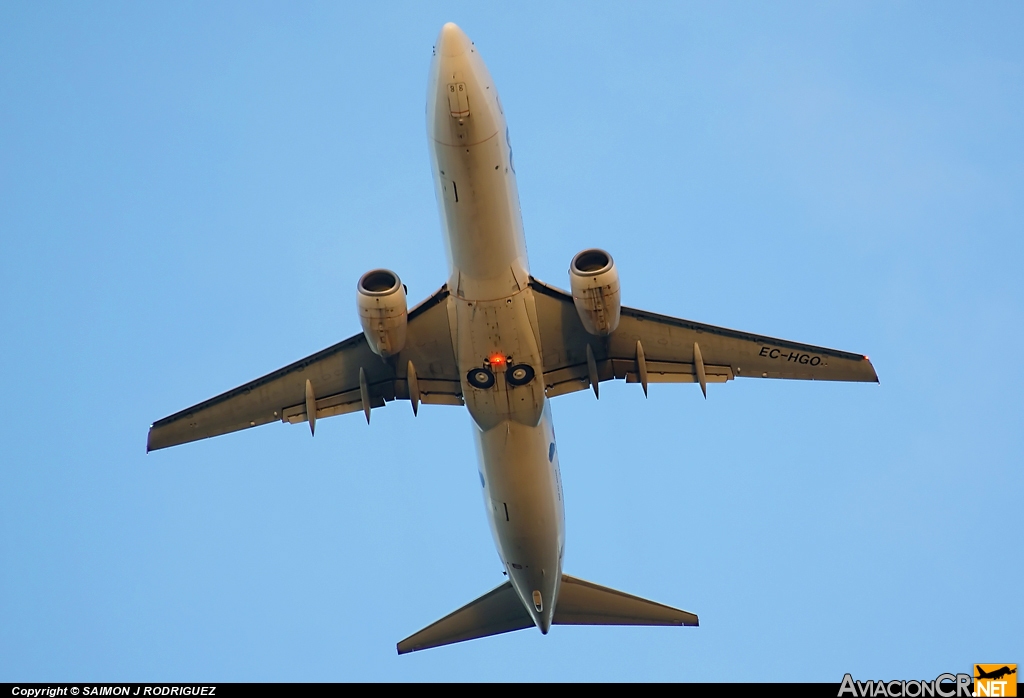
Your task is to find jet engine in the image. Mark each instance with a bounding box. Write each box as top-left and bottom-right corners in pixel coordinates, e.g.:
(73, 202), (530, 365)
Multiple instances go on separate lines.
(357, 269), (408, 358)
(569, 248), (621, 336)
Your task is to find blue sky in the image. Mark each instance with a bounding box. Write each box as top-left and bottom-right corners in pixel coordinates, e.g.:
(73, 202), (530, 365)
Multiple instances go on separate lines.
(1, 2), (1021, 682)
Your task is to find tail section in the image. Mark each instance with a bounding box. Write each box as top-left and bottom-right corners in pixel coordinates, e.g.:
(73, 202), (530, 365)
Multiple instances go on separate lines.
(553, 574), (698, 627)
(397, 574), (697, 654)
(396, 581), (532, 654)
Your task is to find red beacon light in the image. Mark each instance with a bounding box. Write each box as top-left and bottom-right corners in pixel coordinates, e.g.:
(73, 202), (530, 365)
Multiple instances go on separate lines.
(488, 353), (506, 367)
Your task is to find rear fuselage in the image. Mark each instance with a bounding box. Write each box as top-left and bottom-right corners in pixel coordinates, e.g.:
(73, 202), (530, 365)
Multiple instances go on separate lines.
(427, 23), (564, 632)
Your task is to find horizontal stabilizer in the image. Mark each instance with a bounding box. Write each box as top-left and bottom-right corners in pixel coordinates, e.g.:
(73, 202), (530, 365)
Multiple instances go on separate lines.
(397, 581), (532, 655)
(396, 575), (697, 654)
(553, 575), (698, 626)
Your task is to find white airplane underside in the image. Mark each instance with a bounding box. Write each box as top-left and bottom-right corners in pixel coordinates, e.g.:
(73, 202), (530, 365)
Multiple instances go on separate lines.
(147, 24), (878, 654)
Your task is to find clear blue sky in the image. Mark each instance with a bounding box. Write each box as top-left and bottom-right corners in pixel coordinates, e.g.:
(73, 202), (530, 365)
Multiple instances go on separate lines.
(1, 1), (1021, 682)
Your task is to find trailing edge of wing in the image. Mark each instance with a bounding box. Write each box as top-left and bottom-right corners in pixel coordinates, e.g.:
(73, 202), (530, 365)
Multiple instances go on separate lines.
(396, 581), (532, 655)
(553, 575), (698, 627)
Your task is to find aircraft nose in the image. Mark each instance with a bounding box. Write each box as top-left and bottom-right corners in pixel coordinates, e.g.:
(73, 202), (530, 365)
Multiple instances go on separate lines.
(436, 22), (471, 58)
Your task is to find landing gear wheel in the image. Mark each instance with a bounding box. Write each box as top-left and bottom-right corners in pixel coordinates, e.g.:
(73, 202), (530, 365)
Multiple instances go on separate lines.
(505, 363), (535, 386)
(467, 367), (495, 389)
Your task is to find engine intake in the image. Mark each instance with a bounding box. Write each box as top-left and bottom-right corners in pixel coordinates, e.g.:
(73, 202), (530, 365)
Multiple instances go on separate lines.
(569, 248), (620, 336)
(357, 269), (408, 358)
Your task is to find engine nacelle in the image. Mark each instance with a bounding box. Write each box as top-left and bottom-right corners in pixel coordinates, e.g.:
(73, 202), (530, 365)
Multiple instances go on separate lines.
(357, 269), (408, 358)
(569, 248), (621, 336)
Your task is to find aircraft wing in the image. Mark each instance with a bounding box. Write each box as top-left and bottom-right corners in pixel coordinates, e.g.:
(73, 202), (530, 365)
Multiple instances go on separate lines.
(529, 278), (878, 398)
(147, 286), (461, 452)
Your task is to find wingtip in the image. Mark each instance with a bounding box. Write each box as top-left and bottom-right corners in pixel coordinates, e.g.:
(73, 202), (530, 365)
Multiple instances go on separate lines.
(861, 355), (880, 384)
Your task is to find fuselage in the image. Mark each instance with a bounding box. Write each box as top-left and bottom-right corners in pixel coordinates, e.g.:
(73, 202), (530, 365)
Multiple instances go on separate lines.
(427, 23), (564, 632)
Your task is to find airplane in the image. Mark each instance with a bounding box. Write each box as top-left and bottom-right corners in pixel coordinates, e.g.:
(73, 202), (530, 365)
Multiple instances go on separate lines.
(976, 666), (1016, 681)
(147, 22), (879, 654)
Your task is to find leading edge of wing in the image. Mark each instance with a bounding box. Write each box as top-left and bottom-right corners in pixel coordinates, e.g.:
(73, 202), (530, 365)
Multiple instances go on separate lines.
(529, 277), (878, 379)
(147, 285), (450, 452)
